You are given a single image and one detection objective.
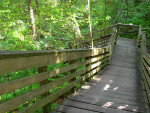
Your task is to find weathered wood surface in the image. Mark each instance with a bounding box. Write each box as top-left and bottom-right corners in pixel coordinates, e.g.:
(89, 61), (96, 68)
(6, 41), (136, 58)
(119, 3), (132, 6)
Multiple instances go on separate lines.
(0, 48), (109, 75)
(54, 37), (150, 113)
(0, 53), (109, 95)
(0, 59), (109, 113)
(20, 62), (109, 113)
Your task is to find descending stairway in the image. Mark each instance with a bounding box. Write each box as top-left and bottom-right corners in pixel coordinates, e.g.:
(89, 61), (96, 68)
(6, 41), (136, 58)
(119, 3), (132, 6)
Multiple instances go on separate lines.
(54, 37), (150, 113)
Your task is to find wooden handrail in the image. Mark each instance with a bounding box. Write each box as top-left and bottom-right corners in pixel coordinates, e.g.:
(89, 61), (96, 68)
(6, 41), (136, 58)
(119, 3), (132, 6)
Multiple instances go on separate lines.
(46, 23), (139, 49)
(83, 24), (117, 37)
(138, 26), (150, 104)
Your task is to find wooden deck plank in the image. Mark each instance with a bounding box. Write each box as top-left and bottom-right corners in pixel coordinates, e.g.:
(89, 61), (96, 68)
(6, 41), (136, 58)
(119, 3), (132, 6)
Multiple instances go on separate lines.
(87, 76), (145, 90)
(79, 81), (146, 97)
(54, 37), (149, 113)
(69, 94), (148, 107)
(72, 89), (147, 103)
(68, 95), (149, 112)
(61, 100), (133, 113)
(55, 105), (99, 113)
(74, 87), (146, 99)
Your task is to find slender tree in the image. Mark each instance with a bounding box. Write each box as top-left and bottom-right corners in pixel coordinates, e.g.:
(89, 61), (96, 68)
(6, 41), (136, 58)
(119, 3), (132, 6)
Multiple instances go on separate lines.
(125, 0), (129, 24)
(28, 0), (37, 40)
(68, 0), (82, 44)
(35, 0), (39, 16)
(88, 0), (93, 48)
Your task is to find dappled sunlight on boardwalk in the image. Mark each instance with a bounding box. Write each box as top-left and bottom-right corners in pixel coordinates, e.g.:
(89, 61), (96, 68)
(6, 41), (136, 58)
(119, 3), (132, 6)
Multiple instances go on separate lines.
(55, 37), (150, 113)
(117, 105), (128, 110)
(102, 102), (114, 108)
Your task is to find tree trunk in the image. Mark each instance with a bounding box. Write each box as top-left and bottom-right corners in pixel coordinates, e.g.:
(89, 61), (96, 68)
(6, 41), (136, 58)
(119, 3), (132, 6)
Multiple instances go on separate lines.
(113, 0), (125, 23)
(68, 0), (82, 46)
(125, 0), (128, 24)
(28, 0), (37, 40)
(104, 0), (107, 37)
(74, 16), (82, 39)
(88, 0), (93, 48)
(61, 0), (66, 4)
(35, 0), (39, 16)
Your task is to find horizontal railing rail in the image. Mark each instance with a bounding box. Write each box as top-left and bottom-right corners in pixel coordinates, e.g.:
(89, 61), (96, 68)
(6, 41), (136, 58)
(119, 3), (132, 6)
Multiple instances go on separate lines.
(117, 23), (139, 37)
(46, 25), (118, 49)
(0, 48), (110, 113)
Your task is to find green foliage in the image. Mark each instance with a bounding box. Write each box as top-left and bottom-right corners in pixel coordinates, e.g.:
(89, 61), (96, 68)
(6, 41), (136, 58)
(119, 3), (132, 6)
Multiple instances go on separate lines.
(0, 0), (150, 112)
(0, 0), (122, 50)
(118, 0), (150, 28)
(50, 103), (58, 111)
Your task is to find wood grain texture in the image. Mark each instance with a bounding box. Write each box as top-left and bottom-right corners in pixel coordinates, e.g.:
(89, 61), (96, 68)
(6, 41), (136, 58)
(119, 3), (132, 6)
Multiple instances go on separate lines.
(20, 61), (109, 113)
(0, 57), (109, 113)
(0, 53), (109, 95)
(0, 48), (109, 75)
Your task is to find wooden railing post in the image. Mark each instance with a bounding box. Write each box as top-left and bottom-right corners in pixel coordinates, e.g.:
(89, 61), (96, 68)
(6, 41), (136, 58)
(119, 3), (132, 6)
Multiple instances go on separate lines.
(70, 59), (77, 91)
(85, 56), (91, 82)
(38, 66), (50, 113)
(115, 25), (119, 44)
(109, 27), (116, 63)
(137, 26), (142, 48)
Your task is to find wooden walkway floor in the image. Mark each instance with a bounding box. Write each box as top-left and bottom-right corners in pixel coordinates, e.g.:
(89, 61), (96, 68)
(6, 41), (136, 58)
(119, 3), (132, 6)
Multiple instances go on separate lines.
(54, 38), (150, 113)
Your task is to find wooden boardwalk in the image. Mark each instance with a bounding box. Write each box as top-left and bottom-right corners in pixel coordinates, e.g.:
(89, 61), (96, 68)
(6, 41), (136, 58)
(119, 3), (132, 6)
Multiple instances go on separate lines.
(54, 38), (150, 113)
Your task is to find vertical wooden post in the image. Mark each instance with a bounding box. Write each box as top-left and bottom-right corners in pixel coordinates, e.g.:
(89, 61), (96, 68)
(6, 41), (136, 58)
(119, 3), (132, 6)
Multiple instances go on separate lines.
(115, 27), (118, 44)
(38, 66), (50, 113)
(88, 0), (93, 48)
(85, 56), (91, 82)
(70, 59), (77, 91)
(115, 25), (119, 44)
(138, 26), (142, 48)
(74, 30), (76, 49)
(102, 31), (104, 47)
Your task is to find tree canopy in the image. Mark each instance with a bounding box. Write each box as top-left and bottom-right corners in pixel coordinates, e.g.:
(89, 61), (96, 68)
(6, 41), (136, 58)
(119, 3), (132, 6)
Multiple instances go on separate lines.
(0, 0), (149, 50)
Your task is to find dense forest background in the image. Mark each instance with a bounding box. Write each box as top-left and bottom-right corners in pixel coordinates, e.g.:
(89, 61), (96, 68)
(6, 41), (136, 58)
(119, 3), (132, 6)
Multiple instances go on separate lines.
(0, 0), (150, 50)
(0, 0), (150, 112)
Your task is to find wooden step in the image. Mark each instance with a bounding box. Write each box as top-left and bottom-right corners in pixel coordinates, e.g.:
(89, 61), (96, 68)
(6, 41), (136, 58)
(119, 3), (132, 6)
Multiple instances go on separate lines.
(56, 100), (134, 113)
(69, 95), (149, 112)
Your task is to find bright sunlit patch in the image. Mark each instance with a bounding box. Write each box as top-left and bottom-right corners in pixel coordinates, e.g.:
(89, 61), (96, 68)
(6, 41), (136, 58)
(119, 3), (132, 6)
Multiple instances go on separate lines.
(93, 69), (97, 74)
(93, 49), (99, 56)
(92, 57), (98, 62)
(113, 87), (118, 90)
(74, 92), (80, 95)
(133, 108), (138, 112)
(81, 85), (90, 90)
(102, 102), (113, 108)
(117, 105), (128, 110)
(109, 80), (113, 83)
(83, 76), (85, 81)
(106, 16), (111, 20)
(91, 62), (100, 69)
(102, 49), (105, 53)
(92, 76), (101, 82)
(103, 84), (110, 90)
